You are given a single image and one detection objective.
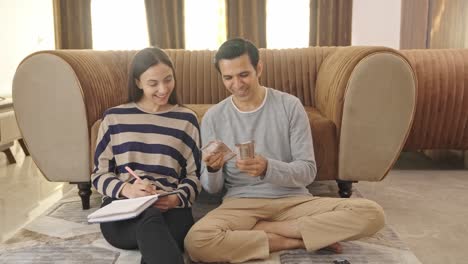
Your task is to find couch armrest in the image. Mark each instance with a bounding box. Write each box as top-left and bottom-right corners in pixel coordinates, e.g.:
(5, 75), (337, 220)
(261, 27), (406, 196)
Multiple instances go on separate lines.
(13, 50), (134, 183)
(316, 47), (417, 181)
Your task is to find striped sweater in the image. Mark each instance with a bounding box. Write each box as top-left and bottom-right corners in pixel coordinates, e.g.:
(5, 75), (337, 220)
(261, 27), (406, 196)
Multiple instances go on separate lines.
(91, 102), (201, 208)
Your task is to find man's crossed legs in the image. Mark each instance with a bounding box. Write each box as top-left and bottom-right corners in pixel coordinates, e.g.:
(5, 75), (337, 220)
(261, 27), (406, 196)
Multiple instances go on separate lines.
(185, 196), (385, 263)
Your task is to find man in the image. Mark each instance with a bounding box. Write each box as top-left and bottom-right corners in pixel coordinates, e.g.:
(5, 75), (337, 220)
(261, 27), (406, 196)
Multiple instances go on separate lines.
(184, 38), (385, 263)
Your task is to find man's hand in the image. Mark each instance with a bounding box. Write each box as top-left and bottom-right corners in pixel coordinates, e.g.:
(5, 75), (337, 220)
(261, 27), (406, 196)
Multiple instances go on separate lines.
(154, 191), (181, 212)
(203, 152), (226, 172)
(236, 154), (268, 177)
(120, 179), (156, 198)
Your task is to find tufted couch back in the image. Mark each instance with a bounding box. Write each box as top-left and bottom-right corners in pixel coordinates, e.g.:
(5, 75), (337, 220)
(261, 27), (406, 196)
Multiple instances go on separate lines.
(401, 49), (468, 150)
(18, 48), (339, 129)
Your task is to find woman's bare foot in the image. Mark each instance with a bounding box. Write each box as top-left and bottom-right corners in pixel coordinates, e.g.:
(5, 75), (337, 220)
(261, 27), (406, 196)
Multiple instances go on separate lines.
(320, 242), (343, 254)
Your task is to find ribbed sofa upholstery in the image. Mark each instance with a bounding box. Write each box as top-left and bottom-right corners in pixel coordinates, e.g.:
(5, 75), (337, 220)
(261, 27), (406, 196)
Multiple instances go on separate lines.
(400, 49), (468, 151)
(12, 46), (416, 209)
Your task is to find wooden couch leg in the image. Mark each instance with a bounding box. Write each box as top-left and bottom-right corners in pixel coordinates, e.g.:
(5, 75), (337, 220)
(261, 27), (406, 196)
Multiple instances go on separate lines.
(464, 151), (468, 169)
(18, 139), (30, 156)
(336, 180), (354, 198)
(3, 148), (16, 164)
(77, 182), (92, 210)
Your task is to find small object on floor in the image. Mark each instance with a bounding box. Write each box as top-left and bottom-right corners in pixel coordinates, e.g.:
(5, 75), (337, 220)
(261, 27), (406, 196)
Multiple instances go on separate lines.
(333, 259), (350, 264)
(318, 242), (343, 254)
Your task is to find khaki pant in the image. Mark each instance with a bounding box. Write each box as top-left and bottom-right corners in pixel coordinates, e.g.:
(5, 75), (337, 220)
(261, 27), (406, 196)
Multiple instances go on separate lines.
(185, 196), (385, 263)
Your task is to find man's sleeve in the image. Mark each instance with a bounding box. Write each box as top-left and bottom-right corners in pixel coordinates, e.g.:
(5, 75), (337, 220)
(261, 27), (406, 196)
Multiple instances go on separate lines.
(262, 99), (317, 187)
(200, 113), (225, 194)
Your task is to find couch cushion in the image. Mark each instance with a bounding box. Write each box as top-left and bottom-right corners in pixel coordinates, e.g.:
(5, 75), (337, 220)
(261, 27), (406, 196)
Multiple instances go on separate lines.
(304, 107), (338, 181)
(185, 104), (213, 122)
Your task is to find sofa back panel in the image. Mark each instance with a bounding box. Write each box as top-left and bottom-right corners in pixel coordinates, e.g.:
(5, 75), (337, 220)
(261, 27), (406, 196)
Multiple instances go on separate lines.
(166, 47), (338, 106)
(37, 47), (341, 127)
(165, 49), (229, 104)
(259, 47), (337, 107)
(401, 49), (468, 149)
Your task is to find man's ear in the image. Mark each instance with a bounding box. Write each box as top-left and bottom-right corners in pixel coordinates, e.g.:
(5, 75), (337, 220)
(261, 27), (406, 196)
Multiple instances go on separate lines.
(256, 60), (264, 78)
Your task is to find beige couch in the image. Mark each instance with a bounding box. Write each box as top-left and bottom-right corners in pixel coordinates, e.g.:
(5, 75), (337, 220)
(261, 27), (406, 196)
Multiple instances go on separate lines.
(12, 46), (416, 209)
(400, 49), (468, 161)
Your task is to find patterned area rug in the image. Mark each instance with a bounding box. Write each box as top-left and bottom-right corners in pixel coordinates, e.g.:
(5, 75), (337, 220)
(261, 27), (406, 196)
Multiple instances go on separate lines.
(0, 181), (421, 264)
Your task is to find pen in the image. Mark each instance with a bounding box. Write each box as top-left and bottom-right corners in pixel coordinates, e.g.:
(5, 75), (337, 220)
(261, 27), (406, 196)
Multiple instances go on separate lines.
(125, 166), (159, 195)
(125, 166), (142, 181)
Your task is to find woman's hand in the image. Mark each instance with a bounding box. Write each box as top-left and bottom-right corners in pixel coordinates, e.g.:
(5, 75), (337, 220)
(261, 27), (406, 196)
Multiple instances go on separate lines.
(154, 191), (181, 212)
(120, 179), (156, 198)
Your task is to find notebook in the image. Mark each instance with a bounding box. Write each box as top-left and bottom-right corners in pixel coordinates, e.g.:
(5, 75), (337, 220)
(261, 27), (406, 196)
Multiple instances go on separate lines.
(87, 191), (178, 223)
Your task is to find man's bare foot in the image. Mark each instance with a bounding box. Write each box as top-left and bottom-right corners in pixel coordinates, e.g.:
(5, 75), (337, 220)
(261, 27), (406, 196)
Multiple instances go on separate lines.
(253, 220), (301, 239)
(266, 233), (305, 252)
(254, 221), (342, 254)
(319, 242), (343, 254)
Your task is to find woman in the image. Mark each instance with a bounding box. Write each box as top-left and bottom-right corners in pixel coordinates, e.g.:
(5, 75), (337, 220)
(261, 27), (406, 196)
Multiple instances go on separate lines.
(91, 47), (201, 264)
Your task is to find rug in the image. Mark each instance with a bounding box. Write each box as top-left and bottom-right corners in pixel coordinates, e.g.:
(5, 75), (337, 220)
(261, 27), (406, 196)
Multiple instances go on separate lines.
(0, 181), (421, 264)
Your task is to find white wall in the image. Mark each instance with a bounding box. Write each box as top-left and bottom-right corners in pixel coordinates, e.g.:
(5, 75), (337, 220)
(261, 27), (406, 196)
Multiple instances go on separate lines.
(352, 0), (401, 49)
(0, 0), (55, 97)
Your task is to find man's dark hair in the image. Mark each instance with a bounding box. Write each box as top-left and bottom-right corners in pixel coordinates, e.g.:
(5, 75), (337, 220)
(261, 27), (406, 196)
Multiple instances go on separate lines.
(214, 38), (259, 73)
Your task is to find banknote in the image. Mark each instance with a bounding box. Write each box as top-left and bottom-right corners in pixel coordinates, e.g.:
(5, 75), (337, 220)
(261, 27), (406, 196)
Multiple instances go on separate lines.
(201, 140), (237, 161)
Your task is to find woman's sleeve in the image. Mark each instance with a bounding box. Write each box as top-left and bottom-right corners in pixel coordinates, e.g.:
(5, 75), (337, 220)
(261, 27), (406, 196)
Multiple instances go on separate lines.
(175, 114), (202, 208)
(91, 116), (126, 198)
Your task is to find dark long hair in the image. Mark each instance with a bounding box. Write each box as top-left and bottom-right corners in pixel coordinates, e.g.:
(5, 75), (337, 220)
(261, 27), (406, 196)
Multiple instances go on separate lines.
(128, 47), (179, 105)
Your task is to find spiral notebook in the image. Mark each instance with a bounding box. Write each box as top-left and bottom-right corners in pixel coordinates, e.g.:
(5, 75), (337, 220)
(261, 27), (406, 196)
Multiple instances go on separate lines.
(88, 191), (178, 223)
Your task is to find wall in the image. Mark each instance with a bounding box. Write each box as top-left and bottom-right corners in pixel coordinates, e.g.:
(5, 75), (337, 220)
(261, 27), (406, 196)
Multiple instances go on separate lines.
(352, 0), (401, 49)
(0, 0), (55, 96)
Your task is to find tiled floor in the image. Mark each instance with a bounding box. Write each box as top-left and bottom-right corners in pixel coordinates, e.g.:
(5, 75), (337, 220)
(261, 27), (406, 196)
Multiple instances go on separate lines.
(356, 152), (467, 264)
(0, 142), (72, 242)
(0, 142), (466, 264)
